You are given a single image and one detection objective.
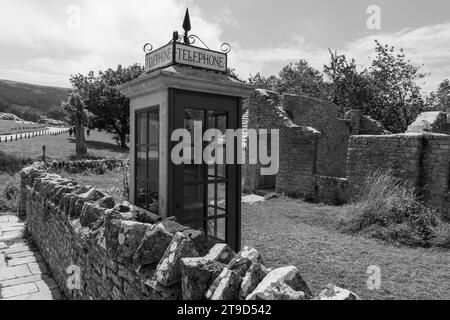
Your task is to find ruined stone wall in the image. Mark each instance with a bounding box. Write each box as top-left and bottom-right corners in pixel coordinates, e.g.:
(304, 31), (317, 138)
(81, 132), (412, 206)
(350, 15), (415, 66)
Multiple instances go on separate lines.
(407, 111), (450, 135)
(347, 134), (424, 189)
(243, 89), (302, 192)
(245, 95), (450, 210)
(312, 175), (349, 205)
(359, 116), (388, 135)
(282, 94), (352, 178)
(420, 134), (450, 218)
(347, 132), (450, 217)
(276, 126), (320, 198)
(21, 163), (358, 300)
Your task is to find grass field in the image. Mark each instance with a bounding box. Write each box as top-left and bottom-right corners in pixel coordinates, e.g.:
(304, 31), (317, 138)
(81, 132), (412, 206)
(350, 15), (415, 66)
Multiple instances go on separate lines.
(0, 129), (128, 165)
(0, 120), (47, 135)
(242, 197), (450, 300)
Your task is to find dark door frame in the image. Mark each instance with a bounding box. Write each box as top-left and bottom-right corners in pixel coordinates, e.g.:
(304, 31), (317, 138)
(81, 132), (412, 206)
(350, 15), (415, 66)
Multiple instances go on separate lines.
(168, 88), (242, 252)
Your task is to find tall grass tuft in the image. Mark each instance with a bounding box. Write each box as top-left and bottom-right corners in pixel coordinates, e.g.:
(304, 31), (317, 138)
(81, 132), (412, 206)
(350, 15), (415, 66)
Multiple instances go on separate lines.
(0, 173), (20, 213)
(338, 170), (450, 248)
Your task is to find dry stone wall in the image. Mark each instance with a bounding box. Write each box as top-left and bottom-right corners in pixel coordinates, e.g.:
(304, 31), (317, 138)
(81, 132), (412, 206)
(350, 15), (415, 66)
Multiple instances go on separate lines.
(21, 163), (359, 300)
(42, 159), (129, 174)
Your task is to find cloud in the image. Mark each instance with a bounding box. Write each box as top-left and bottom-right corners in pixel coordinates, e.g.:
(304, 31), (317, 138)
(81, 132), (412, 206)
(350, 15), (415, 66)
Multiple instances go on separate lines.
(0, 0), (224, 87)
(231, 23), (450, 93)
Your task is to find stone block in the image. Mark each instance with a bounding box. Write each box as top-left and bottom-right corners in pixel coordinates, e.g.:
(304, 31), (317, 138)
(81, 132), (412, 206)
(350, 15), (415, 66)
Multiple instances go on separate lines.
(80, 203), (105, 229)
(155, 232), (199, 287)
(97, 196), (115, 209)
(181, 257), (225, 300)
(227, 246), (263, 277)
(205, 267), (241, 300)
(145, 280), (181, 300)
(315, 284), (360, 300)
(182, 229), (208, 256)
(204, 243), (235, 264)
(116, 221), (151, 260)
(246, 266), (312, 300)
(133, 224), (173, 266)
(239, 263), (270, 299)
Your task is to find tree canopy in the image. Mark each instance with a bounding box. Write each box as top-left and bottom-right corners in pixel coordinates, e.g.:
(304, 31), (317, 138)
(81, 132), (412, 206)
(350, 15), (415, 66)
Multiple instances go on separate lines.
(249, 59), (331, 100)
(428, 79), (450, 113)
(66, 64), (144, 148)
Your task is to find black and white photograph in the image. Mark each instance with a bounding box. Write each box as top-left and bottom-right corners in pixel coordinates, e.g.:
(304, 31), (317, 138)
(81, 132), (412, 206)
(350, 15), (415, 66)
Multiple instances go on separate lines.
(0, 0), (449, 306)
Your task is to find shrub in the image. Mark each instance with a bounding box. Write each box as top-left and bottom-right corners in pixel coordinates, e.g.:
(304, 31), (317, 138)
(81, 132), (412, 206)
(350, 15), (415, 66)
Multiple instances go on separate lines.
(0, 150), (33, 173)
(0, 173), (20, 212)
(338, 170), (449, 248)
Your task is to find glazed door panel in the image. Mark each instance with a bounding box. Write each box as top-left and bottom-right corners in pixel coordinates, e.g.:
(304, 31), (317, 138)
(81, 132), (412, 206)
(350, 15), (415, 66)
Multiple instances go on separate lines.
(169, 89), (241, 251)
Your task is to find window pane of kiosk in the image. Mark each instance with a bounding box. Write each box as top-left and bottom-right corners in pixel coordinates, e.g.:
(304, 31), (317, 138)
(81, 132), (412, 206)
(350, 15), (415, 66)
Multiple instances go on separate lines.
(183, 184), (204, 223)
(207, 218), (226, 241)
(135, 107), (159, 214)
(208, 152), (226, 179)
(185, 164), (203, 184)
(136, 145), (147, 179)
(147, 182), (159, 213)
(136, 112), (147, 145)
(148, 109), (159, 145)
(136, 180), (147, 209)
(185, 109), (204, 134)
(208, 182), (227, 211)
(148, 146), (159, 213)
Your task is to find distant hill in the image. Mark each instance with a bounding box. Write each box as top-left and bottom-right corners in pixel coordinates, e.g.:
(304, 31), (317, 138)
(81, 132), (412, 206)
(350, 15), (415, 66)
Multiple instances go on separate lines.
(0, 79), (69, 117)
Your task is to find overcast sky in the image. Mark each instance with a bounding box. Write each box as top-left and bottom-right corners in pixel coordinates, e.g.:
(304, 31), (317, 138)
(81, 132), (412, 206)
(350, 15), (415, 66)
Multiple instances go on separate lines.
(0, 0), (449, 92)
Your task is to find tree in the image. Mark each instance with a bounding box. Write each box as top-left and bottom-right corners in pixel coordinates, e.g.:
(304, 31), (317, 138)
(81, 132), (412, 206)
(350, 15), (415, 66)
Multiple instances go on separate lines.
(324, 41), (427, 133)
(276, 59), (330, 100)
(63, 92), (88, 158)
(248, 73), (278, 91)
(46, 107), (68, 121)
(85, 64), (144, 148)
(226, 68), (243, 82)
(428, 79), (450, 113)
(324, 50), (375, 114)
(370, 40), (427, 133)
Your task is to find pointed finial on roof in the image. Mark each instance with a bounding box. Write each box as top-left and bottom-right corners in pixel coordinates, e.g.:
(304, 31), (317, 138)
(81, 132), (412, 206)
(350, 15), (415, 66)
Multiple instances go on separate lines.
(183, 8), (191, 44)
